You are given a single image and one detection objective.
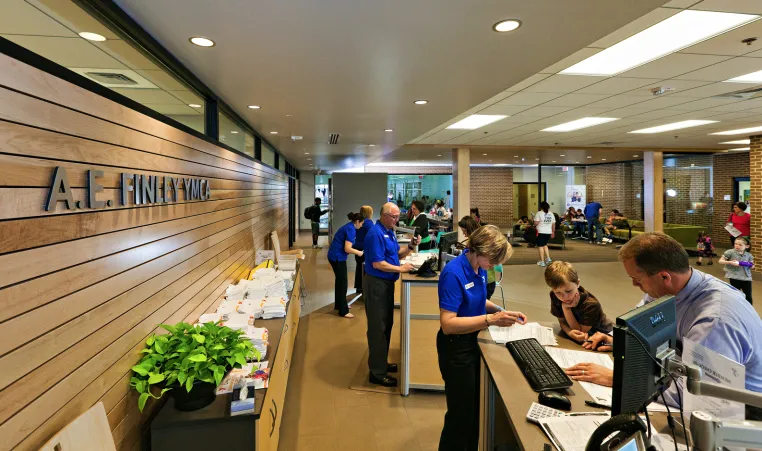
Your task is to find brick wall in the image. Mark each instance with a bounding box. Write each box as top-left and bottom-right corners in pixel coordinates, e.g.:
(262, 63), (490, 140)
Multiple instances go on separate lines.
(663, 154), (713, 229)
(712, 152), (750, 245)
(470, 167), (513, 226)
(586, 162), (643, 220)
(751, 136), (762, 273)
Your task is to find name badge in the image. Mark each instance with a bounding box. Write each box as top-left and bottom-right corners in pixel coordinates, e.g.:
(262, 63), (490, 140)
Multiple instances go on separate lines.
(465, 282), (475, 289)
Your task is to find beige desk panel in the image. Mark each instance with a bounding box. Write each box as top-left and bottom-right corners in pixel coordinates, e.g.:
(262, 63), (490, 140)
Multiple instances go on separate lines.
(410, 319), (444, 388)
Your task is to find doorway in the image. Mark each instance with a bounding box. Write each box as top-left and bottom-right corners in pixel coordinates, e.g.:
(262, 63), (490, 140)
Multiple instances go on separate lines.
(513, 182), (546, 221)
(734, 177), (751, 213)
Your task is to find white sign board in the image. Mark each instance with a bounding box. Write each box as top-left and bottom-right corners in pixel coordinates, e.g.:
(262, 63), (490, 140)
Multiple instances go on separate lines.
(565, 185), (586, 211)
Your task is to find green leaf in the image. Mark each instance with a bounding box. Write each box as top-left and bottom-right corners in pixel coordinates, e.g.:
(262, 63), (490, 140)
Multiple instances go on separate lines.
(177, 372), (187, 385)
(147, 373), (165, 385)
(211, 344), (225, 351)
(192, 334), (206, 344)
(160, 324), (177, 334)
(132, 365), (149, 376)
(146, 335), (155, 347)
(226, 357), (236, 367)
(176, 344), (191, 353)
(154, 341), (165, 354)
(214, 367), (225, 386)
(185, 375), (195, 393)
(138, 392), (150, 412)
(234, 353), (247, 366)
(140, 348), (154, 354)
(188, 353), (207, 363)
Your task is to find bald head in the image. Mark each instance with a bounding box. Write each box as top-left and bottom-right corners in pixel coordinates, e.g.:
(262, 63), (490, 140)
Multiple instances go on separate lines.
(380, 202), (400, 228)
(381, 202), (399, 215)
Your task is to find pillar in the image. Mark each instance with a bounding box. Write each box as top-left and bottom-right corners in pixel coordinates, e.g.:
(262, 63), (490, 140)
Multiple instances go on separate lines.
(643, 151), (664, 233)
(750, 135), (762, 274)
(453, 148), (470, 242)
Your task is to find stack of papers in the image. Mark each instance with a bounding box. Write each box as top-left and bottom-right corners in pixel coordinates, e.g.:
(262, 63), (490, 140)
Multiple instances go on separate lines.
(489, 323), (558, 346)
(243, 326), (269, 359)
(260, 296), (288, 319)
(544, 347), (614, 406)
(216, 361), (270, 395)
(220, 311), (255, 331)
(539, 415), (610, 451)
(403, 253), (433, 269)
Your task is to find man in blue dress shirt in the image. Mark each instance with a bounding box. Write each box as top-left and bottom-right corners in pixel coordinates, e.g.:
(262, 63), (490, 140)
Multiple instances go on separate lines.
(567, 233), (762, 417)
(363, 202), (419, 387)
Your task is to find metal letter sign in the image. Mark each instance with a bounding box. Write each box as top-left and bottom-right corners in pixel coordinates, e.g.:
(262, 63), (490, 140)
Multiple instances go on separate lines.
(45, 166), (212, 212)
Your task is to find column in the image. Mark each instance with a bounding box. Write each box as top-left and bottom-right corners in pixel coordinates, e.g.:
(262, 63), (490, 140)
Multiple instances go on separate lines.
(750, 135), (762, 274)
(453, 148), (470, 242)
(643, 151), (664, 233)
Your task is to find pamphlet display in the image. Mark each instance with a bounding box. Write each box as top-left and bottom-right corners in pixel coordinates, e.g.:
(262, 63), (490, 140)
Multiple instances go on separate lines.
(565, 185), (586, 211)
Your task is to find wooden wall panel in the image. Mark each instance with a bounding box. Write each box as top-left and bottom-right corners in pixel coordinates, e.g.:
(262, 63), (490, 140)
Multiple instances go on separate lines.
(0, 53), (292, 450)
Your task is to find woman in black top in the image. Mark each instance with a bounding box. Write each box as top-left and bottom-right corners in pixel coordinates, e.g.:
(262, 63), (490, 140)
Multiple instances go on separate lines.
(410, 200), (432, 250)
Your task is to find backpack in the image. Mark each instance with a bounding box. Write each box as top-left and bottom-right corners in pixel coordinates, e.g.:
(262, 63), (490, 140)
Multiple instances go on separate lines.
(304, 206), (310, 218)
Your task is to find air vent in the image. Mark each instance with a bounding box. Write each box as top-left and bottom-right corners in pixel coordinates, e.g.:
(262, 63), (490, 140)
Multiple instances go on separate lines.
(328, 133), (341, 144)
(69, 67), (158, 89)
(86, 72), (138, 86)
(714, 86), (762, 100)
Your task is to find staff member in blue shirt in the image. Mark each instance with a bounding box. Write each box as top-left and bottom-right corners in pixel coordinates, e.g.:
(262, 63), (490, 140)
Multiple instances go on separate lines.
(565, 233), (762, 419)
(364, 202), (420, 387)
(438, 225), (527, 451)
(327, 212), (365, 318)
(352, 205), (374, 296)
(584, 200), (603, 245)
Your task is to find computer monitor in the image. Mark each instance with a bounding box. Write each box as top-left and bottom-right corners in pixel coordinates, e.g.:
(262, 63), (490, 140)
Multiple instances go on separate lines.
(611, 295), (677, 415)
(438, 231), (458, 253)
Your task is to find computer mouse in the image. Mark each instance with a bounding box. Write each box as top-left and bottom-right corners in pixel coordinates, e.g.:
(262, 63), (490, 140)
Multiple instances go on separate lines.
(538, 391), (571, 411)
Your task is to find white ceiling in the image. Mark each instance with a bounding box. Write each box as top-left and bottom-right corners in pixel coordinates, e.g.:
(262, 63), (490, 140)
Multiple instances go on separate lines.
(401, 0), (762, 167)
(112, 0), (668, 171)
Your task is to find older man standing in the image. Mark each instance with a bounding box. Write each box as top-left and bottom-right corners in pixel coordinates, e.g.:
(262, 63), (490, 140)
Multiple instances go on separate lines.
(363, 202), (420, 387)
(567, 233), (762, 417)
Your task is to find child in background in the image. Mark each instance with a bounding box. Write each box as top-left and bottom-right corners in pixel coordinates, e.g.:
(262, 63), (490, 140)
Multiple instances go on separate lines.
(719, 237), (754, 304)
(695, 231), (714, 266)
(544, 261), (613, 344)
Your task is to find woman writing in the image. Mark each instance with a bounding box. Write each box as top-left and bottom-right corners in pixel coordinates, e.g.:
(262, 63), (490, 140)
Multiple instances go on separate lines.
(352, 205), (374, 295)
(534, 201), (556, 267)
(727, 202), (751, 248)
(409, 200), (432, 250)
(437, 225), (527, 450)
(327, 212), (365, 318)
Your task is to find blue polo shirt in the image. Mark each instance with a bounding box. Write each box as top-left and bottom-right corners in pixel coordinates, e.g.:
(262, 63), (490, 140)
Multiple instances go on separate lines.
(364, 221), (400, 281)
(327, 222), (356, 262)
(439, 250), (488, 317)
(584, 202), (602, 219)
(353, 219), (373, 251)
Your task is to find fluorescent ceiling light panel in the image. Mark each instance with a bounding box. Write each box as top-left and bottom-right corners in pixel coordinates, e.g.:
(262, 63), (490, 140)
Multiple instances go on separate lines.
(720, 139), (751, 145)
(729, 147), (750, 151)
(560, 10), (758, 76)
(726, 70), (762, 83)
(447, 114), (507, 130)
(711, 126), (762, 135)
(629, 120), (718, 134)
(542, 117), (618, 132)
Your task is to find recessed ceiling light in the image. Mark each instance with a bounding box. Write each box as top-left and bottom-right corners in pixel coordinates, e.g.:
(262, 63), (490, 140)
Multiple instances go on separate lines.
(248, 105), (261, 109)
(587, 156), (592, 159)
(729, 147), (751, 151)
(552, 160), (557, 163)
(536, 158), (540, 160)
(711, 126), (762, 135)
(437, 154), (442, 156)
(483, 153), (488, 156)
(720, 139), (751, 145)
(513, 155), (519, 157)
(560, 11), (758, 76)
(414, 100), (428, 105)
(447, 114), (507, 130)
(384, 129), (394, 132)
(79, 31), (106, 42)
(559, 154), (565, 157)
(633, 154), (639, 157)
(575, 161), (579, 164)
(602, 158), (607, 161)
(189, 36), (215, 47)
(493, 19), (522, 33)
(304, 152), (310, 154)
(286, 114), (292, 117)
(369, 144), (376, 147)
(230, 130), (238, 134)
(188, 103), (202, 108)
(542, 117), (619, 132)
(307, 158), (312, 160)
(726, 70), (762, 83)
(488, 160), (493, 162)
(630, 120), (718, 134)
(270, 131), (278, 134)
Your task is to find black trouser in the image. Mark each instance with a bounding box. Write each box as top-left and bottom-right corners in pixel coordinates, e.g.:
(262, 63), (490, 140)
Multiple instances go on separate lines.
(437, 329), (480, 451)
(329, 260), (349, 316)
(354, 254), (364, 293)
(364, 274), (396, 379)
(729, 278), (753, 304)
(486, 282), (496, 300)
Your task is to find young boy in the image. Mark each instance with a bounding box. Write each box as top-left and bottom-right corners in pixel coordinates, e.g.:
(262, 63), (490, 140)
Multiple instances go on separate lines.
(719, 236), (754, 304)
(544, 261), (613, 343)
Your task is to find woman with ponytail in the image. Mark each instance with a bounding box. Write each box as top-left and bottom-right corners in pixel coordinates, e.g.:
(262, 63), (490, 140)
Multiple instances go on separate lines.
(327, 212), (365, 317)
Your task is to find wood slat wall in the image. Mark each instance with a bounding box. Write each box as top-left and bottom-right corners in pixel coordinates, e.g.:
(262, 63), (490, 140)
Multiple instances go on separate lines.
(0, 52), (291, 450)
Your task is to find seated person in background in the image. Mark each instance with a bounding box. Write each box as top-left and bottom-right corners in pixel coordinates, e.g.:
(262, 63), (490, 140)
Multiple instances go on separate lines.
(565, 233), (762, 417)
(470, 207), (481, 225)
(516, 216), (530, 229)
(601, 209), (627, 243)
(571, 209), (586, 238)
(544, 261), (613, 344)
(564, 207), (577, 223)
(695, 231), (714, 266)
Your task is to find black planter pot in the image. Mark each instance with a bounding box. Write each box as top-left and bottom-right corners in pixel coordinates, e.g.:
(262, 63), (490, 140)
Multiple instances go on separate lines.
(169, 381), (217, 411)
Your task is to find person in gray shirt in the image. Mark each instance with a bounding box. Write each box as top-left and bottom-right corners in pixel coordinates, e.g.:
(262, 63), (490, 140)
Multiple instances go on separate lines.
(719, 236), (754, 304)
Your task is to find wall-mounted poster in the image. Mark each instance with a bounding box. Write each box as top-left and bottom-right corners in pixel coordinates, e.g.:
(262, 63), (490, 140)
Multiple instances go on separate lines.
(566, 185), (586, 211)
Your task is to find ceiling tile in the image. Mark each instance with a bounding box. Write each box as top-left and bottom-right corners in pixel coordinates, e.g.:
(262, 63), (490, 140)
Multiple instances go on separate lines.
(168, 90), (203, 105)
(0, 0), (76, 36)
(666, 97), (743, 111)
(625, 79), (710, 97)
(667, 81), (751, 98)
(1, 35), (127, 69)
(540, 48), (602, 74)
(680, 19), (762, 57)
(541, 93), (611, 107)
(418, 129), (468, 144)
(477, 104), (533, 116)
(34, 0), (120, 39)
(618, 53), (730, 79)
(497, 92), (564, 106)
(150, 104), (203, 115)
(708, 97), (762, 111)
(674, 57), (762, 81)
(505, 74), (553, 92)
(704, 111), (761, 121)
(634, 95), (696, 110)
(576, 77), (662, 95)
(136, 69), (188, 91)
(522, 75), (604, 93)
(691, 0), (762, 14)
(590, 8), (680, 48)
(621, 109), (685, 121)
(602, 107), (659, 118)
(662, 0), (701, 7)
(111, 88), (185, 105)
(587, 95), (647, 109)
(97, 40), (161, 71)
(513, 105), (576, 118)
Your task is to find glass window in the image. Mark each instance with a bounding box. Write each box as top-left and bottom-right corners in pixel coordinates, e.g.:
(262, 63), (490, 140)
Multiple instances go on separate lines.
(387, 175), (452, 213)
(512, 167), (543, 221)
(541, 166), (585, 218)
(244, 133), (254, 158)
(4, 0), (205, 133)
(261, 143), (276, 167)
(218, 112), (246, 153)
(663, 154), (713, 230)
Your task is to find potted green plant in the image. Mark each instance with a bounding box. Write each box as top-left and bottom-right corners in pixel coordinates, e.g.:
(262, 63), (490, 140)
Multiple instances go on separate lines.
(130, 321), (260, 412)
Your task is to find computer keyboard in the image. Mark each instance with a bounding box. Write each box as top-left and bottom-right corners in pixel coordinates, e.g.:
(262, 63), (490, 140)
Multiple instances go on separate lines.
(506, 338), (573, 392)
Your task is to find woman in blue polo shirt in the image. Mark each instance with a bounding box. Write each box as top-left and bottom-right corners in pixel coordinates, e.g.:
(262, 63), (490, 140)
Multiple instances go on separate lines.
(352, 205), (374, 295)
(327, 212), (365, 318)
(437, 225), (527, 451)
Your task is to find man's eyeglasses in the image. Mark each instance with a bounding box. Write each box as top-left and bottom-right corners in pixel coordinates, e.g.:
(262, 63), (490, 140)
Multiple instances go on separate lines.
(383, 213), (400, 219)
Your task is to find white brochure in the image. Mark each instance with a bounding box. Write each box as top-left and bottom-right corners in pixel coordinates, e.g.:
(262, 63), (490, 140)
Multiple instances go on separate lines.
(681, 337), (745, 419)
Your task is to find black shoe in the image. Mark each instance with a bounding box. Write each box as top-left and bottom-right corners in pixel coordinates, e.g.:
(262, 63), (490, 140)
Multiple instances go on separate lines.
(696, 261), (702, 266)
(708, 261), (713, 265)
(387, 363), (398, 373)
(369, 374), (398, 387)
(356, 290), (363, 295)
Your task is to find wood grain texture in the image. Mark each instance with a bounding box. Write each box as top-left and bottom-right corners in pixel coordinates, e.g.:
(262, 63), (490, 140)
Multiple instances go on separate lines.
(0, 53), (292, 450)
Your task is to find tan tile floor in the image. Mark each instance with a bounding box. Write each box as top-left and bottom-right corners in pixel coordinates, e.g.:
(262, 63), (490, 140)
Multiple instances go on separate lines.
(279, 234), (762, 450)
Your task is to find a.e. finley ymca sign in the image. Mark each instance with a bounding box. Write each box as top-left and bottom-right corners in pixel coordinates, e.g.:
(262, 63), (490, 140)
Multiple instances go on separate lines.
(45, 167), (212, 211)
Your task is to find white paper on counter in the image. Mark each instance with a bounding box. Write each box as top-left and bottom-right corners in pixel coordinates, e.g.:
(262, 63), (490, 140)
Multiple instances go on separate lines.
(544, 347), (614, 406)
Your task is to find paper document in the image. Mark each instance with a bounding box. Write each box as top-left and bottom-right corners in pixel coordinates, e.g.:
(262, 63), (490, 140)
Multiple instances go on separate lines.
(544, 347), (614, 406)
(650, 433), (688, 451)
(540, 415), (609, 451)
(681, 338), (746, 419)
(725, 223), (742, 237)
(488, 323), (558, 346)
